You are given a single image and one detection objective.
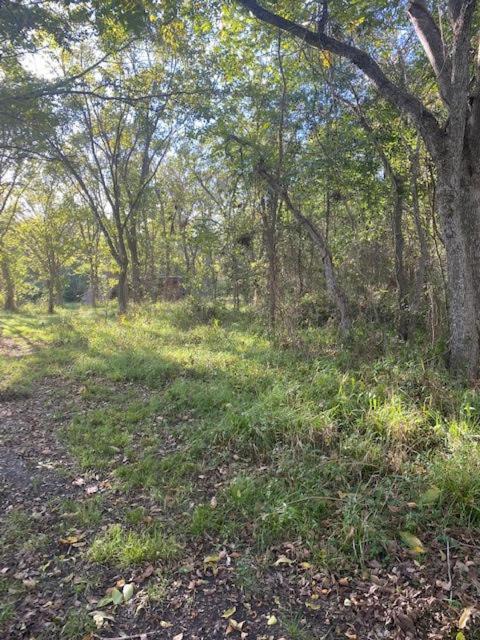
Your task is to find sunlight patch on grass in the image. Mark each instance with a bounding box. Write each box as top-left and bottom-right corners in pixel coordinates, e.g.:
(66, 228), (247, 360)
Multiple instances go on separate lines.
(88, 523), (180, 567)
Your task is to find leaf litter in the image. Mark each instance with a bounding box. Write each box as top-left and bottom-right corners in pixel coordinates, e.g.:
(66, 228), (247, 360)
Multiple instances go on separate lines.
(1, 378), (480, 639)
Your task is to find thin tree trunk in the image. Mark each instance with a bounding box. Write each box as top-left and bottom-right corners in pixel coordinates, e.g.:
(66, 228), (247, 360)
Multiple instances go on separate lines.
(117, 264), (129, 315)
(260, 195), (278, 330)
(409, 144), (429, 331)
(47, 279), (55, 314)
(258, 167), (351, 335)
(1, 254), (16, 312)
(89, 260), (99, 308)
(390, 174), (409, 340)
(127, 223), (142, 303)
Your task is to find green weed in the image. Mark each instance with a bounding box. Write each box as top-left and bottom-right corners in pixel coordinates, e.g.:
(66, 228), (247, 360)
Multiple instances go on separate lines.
(88, 523), (180, 567)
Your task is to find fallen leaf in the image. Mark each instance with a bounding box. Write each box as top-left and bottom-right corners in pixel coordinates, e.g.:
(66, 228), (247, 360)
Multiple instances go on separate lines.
(123, 583), (134, 602)
(274, 555), (293, 566)
(137, 564), (154, 582)
(419, 486), (441, 505)
(222, 606), (237, 619)
(111, 587), (123, 605)
(458, 607), (474, 630)
(267, 614), (278, 626)
(22, 578), (38, 589)
(59, 534), (85, 547)
(210, 496), (218, 509)
(399, 531), (425, 554)
(394, 612), (416, 635)
(204, 554), (221, 564)
(91, 611), (114, 629)
(160, 621), (173, 628)
(173, 634), (184, 640)
(227, 619), (245, 633)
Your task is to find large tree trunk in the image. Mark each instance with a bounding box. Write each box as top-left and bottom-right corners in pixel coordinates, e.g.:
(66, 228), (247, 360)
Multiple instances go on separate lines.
(1, 255), (16, 312)
(436, 165), (479, 377)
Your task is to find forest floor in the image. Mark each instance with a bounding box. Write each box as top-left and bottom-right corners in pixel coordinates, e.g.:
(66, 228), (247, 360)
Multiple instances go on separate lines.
(0, 304), (479, 640)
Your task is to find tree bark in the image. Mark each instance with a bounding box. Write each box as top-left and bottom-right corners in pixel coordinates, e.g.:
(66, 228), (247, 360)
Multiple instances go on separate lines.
(47, 279), (55, 314)
(409, 144), (429, 330)
(126, 220), (142, 303)
(260, 194), (279, 330)
(117, 264), (129, 315)
(390, 174), (409, 340)
(1, 254), (16, 312)
(436, 165), (479, 375)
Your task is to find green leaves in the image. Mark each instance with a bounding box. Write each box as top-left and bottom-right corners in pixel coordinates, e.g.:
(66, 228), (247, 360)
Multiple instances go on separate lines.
(111, 587), (123, 605)
(97, 583), (135, 608)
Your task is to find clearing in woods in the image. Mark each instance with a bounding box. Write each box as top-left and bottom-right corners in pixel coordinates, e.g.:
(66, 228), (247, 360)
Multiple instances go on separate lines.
(0, 305), (479, 639)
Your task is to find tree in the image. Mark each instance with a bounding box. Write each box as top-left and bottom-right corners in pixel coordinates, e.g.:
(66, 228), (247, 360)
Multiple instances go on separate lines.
(19, 177), (76, 313)
(50, 42), (185, 312)
(234, 0), (480, 376)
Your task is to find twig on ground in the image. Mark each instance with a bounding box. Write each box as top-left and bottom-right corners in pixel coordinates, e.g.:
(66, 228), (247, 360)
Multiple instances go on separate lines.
(95, 631), (164, 640)
(446, 537), (453, 600)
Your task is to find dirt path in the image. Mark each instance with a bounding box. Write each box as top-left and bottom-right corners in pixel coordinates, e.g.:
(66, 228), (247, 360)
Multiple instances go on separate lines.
(0, 382), (80, 511)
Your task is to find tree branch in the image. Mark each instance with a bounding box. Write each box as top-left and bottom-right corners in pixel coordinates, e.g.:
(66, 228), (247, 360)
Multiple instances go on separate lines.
(407, 1), (452, 105)
(236, 0), (445, 160)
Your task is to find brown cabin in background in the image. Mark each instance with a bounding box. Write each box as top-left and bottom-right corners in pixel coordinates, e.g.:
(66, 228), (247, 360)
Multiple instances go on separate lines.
(158, 275), (186, 301)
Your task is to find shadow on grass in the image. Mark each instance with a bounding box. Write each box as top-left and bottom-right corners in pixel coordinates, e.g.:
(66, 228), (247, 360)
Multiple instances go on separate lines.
(2, 304), (480, 568)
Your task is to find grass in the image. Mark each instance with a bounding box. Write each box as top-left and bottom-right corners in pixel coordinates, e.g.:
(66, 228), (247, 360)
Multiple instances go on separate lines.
(88, 523), (181, 567)
(60, 496), (105, 528)
(1, 302), (480, 569)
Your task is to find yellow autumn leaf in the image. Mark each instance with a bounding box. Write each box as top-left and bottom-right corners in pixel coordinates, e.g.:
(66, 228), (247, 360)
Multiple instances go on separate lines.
(222, 607), (237, 619)
(399, 531), (426, 554)
(267, 614), (278, 626)
(458, 606), (474, 629)
(227, 619), (244, 631)
(320, 50), (333, 68)
(204, 554), (221, 564)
